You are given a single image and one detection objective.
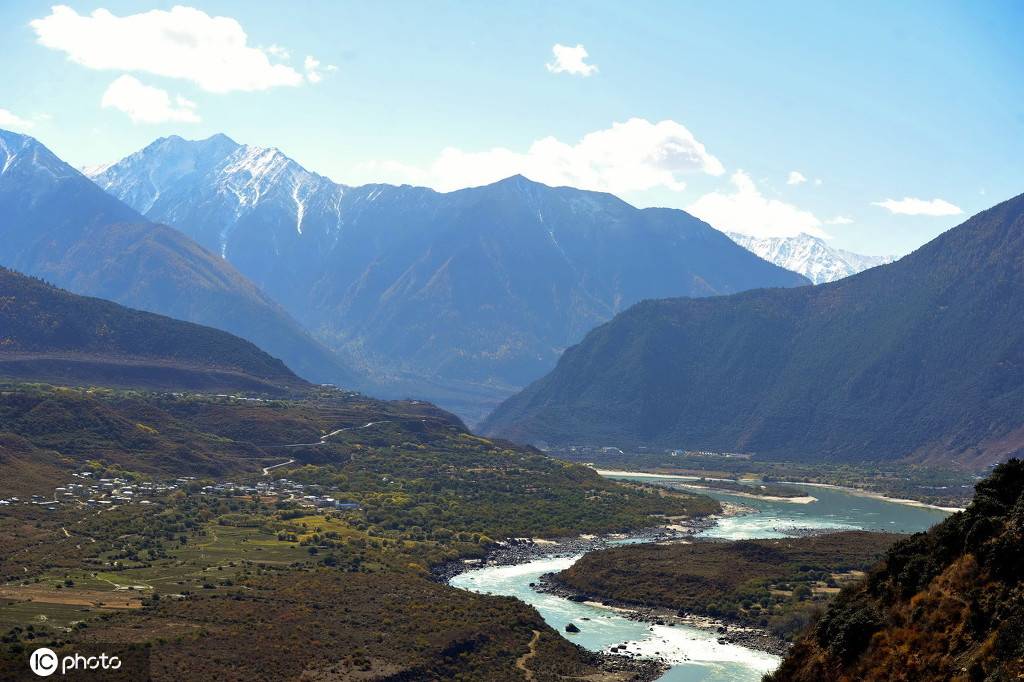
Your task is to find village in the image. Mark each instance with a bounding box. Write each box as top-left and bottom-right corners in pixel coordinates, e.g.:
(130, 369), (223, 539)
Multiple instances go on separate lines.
(0, 471), (360, 512)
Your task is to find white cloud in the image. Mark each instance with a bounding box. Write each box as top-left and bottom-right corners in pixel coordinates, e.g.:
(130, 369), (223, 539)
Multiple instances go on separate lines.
(30, 5), (312, 93)
(872, 197), (962, 216)
(101, 75), (200, 123)
(0, 108), (35, 131)
(546, 43), (598, 77)
(266, 44), (290, 60)
(787, 170), (807, 185)
(356, 118), (723, 194)
(303, 55), (335, 84)
(687, 170), (828, 239)
(825, 215), (854, 225)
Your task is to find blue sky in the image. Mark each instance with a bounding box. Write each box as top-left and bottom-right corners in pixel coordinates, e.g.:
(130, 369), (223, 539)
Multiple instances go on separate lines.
(2, 1), (1022, 256)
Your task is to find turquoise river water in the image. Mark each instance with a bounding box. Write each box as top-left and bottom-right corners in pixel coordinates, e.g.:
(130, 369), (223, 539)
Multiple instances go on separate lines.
(450, 473), (952, 681)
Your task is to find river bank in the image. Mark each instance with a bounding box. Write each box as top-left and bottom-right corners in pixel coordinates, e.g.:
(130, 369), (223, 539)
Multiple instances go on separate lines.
(779, 480), (966, 513)
(445, 476), (951, 681)
(597, 468), (967, 511)
(534, 570), (791, 657)
(431, 517), (717, 584)
(434, 519), (723, 682)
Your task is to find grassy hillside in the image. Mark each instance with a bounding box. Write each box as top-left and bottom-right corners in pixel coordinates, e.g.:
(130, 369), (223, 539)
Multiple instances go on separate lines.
(37, 571), (649, 682)
(0, 383), (710, 680)
(484, 192), (1024, 467)
(0, 385), (715, 680)
(767, 459), (1024, 681)
(0, 383), (717, 555)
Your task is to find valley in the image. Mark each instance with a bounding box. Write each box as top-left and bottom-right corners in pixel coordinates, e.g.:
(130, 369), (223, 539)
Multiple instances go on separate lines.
(0, 382), (712, 680)
(449, 473), (952, 681)
(2, 4), (1021, 679)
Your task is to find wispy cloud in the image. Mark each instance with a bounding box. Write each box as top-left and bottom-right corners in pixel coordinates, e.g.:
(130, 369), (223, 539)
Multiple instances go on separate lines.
(825, 215), (854, 225)
(0, 108), (35, 131)
(546, 43), (598, 77)
(355, 118), (723, 194)
(303, 55), (336, 84)
(787, 170), (807, 185)
(872, 197), (962, 216)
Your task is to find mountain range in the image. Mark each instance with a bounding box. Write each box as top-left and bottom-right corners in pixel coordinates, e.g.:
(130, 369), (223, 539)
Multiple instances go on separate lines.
(0, 266), (304, 394)
(727, 232), (894, 284)
(0, 129), (358, 390)
(88, 134), (809, 421)
(483, 192), (1024, 467)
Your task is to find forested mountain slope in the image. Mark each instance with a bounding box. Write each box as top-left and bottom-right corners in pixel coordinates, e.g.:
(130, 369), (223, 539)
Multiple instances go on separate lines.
(484, 193), (1024, 467)
(0, 267), (304, 393)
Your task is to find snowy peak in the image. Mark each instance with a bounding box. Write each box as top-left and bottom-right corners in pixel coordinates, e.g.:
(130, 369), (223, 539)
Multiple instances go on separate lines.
(727, 232), (894, 284)
(0, 128), (79, 181)
(87, 133), (346, 257)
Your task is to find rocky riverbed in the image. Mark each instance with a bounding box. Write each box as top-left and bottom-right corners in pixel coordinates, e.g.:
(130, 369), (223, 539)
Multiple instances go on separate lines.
(431, 516), (718, 584)
(534, 571), (791, 657)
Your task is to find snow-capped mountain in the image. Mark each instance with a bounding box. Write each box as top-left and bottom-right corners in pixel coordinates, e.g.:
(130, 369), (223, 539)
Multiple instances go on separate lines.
(2, 128), (80, 181)
(0, 128), (359, 390)
(727, 232), (894, 284)
(88, 134), (345, 258)
(88, 134), (810, 422)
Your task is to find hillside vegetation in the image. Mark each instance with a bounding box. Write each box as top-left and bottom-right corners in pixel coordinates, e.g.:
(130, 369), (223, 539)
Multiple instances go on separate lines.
(0, 383), (711, 680)
(554, 532), (897, 641)
(485, 192), (1024, 467)
(767, 459), (1024, 681)
(0, 268), (304, 394)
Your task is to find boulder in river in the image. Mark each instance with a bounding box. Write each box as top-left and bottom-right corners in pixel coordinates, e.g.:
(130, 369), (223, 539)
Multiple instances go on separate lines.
(565, 623), (581, 633)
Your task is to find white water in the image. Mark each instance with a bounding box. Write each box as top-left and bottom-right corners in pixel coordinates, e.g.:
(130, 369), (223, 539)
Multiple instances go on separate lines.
(450, 476), (951, 681)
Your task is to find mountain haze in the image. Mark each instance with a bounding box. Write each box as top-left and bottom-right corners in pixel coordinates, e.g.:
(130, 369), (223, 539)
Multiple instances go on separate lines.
(89, 134), (809, 420)
(0, 129), (358, 389)
(483, 193), (1024, 467)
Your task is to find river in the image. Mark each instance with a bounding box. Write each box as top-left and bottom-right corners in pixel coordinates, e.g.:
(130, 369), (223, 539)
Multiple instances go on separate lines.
(450, 473), (952, 681)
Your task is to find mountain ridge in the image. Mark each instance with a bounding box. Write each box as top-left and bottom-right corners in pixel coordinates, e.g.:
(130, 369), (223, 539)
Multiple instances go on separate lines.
(0, 266), (306, 394)
(89, 134), (809, 421)
(0, 128), (360, 391)
(482, 192), (1024, 467)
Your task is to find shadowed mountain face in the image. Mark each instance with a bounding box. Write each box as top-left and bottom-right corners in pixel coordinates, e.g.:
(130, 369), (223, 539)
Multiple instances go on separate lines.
(0, 129), (359, 390)
(90, 134), (808, 421)
(0, 267), (305, 394)
(482, 193), (1024, 468)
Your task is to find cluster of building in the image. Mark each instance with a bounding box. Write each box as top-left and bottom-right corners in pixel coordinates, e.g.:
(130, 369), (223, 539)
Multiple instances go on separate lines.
(199, 479), (359, 510)
(1, 473), (359, 513)
(555, 444), (752, 461)
(0, 472), (184, 510)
